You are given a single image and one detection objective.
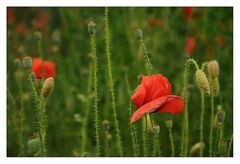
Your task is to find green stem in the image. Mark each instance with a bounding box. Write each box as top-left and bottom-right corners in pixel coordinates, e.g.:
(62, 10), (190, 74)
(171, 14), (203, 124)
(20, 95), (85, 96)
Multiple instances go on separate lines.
(139, 39), (152, 75)
(36, 35), (45, 80)
(153, 136), (161, 157)
(169, 128), (175, 157)
(200, 91), (205, 157)
(209, 78), (215, 157)
(227, 134), (233, 157)
(142, 117), (148, 157)
(104, 7), (123, 156)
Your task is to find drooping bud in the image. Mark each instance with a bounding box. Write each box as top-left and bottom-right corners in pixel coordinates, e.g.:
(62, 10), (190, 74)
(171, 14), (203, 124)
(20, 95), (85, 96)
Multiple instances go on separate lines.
(42, 77), (54, 98)
(165, 119), (173, 129)
(88, 21), (96, 35)
(195, 69), (210, 95)
(34, 31), (42, 41)
(208, 60), (219, 78)
(135, 28), (143, 40)
(217, 107), (225, 126)
(212, 77), (219, 97)
(190, 142), (205, 156)
(218, 139), (227, 156)
(22, 56), (32, 71)
(14, 58), (21, 68)
(102, 119), (110, 132)
(153, 125), (160, 137)
(28, 137), (41, 154)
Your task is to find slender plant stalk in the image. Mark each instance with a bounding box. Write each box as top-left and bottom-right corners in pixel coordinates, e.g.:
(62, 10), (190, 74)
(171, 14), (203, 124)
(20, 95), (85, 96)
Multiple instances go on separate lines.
(142, 116), (148, 157)
(168, 128), (175, 157)
(181, 58), (199, 157)
(209, 77), (215, 156)
(104, 7), (123, 156)
(227, 134), (233, 157)
(81, 62), (93, 153)
(153, 135), (161, 157)
(200, 91), (205, 157)
(139, 39), (152, 75)
(90, 33), (101, 156)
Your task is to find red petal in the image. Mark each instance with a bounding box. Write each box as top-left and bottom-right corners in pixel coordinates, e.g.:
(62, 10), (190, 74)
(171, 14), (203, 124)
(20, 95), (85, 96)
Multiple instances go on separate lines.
(131, 84), (146, 108)
(130, 95), (184, 124)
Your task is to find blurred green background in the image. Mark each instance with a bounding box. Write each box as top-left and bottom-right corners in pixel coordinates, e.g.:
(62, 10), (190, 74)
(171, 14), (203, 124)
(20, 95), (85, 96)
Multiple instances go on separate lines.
(7, 7), (233, 157)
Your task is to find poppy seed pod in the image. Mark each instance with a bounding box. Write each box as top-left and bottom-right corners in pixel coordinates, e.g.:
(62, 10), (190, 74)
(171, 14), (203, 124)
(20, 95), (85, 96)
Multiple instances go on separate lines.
(22, 56), (32, 70)
(28, 137), (41, 154)
(208, 60), (219, 78)
(218, 140), (227, 156)
(153, 125), (160, 137)
(195, 69), (210, 95)
(135, 29), (143, 40)
(14, 58), (21, 68)
(102, 120), (110, 131)
(165, 119), (173, 129)
(190, 142), (205, 156)
(212, 77), (219, 97)
(42, 77), (54, 98)
(88, 21), (96, 35)
(217, 109), (225, 126)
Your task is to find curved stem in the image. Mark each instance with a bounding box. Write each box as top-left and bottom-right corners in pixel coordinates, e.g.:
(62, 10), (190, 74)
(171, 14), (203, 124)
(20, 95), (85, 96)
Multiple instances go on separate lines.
(139, 39), (152, 75)
(227, 134), (233, 157)
(200, 91), (205, 157)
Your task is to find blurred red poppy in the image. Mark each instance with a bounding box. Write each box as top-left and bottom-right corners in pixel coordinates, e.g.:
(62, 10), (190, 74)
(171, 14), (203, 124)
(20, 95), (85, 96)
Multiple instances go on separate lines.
(32, 58), (56, 79)
(129, 74), (184, 124)
(15, 23), (27, 36)
(214, 36), (225, 47)
(147, 18), (163, 27)
(33, 11), (49, 30)
(7, 8), (15, 25)
(183, 7), (193, 22)
(184, 36), (196, 56)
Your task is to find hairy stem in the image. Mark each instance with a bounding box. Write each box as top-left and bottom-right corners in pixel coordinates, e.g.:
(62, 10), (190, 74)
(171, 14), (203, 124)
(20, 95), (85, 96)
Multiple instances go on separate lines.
(227, 134), (233, 157)
(169, 128), (175, 157)
(209, 77), (215, 157)
(200, 91), (205, 157)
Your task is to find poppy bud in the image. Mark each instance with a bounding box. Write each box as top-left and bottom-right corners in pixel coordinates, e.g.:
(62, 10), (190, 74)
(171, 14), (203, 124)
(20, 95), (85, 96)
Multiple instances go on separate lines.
(102, 119), (110, 132)
(42, 77), (54, 98)
(212, 77), (219, 97)
(106, 132), (112, 141)
(34, 31), (42, 41)
(190, 142), (205, 156)
(208, 60), (219, 78)
(195, 69), (210, 95)
(28, 137), (41, 154)
(14, 58), (21, 68)
(88, 21), (96, 35)
(153, 125), (160, 137)
(217, 108), (225, 126)
(218, 139), (227, 156)
(22, 56), (32, 71)
(17, 46), (25, 55)
(135, 29), (143, 40)
(165, 119), (173, 129)
(31, 72), (36, 82)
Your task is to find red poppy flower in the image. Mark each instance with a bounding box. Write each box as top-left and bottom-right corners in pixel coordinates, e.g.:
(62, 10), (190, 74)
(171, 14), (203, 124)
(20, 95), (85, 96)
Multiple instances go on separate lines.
(183, 7), (193, 22)
(130, 74), (184, 124)
(7, 8), (15, 25)
(15, 23), (27, 36)
(214, 36), (225, 47)
(33, 11), (49, 30)
(148, 18), (163, 27)
(32, 58), (56, 79)
(184, 36), (196, 56)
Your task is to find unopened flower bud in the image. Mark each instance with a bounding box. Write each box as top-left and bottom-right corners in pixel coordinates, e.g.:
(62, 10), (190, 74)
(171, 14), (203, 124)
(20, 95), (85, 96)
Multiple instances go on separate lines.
(217, 109), (225, 126)
(31, 72), (36, 82)
(208, 60), (219, 78)
(165, 119), (173, 129)
(22, 56), (32, 70)
(34, 31), (42, 41)
(153, 125), (160, 137)
(102, 119), (110, 131)
(212, 77), (219, 97)
(195, 69), (210, 95)
(88, 21), (96, 35)
(28, 137), (41, 154)
(218, 140), (227, 156)
(190, 142), (205, 156)
(135, 29), (143, 40)
(42, 77), (54, 98)
(14, 58), (21, 68)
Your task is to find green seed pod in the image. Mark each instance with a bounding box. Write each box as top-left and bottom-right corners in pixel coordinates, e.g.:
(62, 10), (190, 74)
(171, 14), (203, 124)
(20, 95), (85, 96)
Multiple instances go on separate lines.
(22, 56), (32, 71)
(88, 21), (96, 35)
(135, 29), (143, 40)
(208, 60), (219, 78)
(165, 119), (173, 129)
(34, 31), (42, 41)
(14, 58), (21, 68)
(218, 140), (227, 156)
(153, 125), (160, 137)
(190, 142), (205, 156)
(195, 69), (210, 95)
(212, 77), (219, 97)
(42, 77), (54, 98)
(217, 109), (225, 126)
(28, 137), (41, 154)
(102, 119), (110, 132)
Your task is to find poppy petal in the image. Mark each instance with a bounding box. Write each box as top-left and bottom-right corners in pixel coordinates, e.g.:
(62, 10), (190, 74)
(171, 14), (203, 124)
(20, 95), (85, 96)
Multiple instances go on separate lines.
(130, 95), (184, 124)
(131, 84), (146, 108)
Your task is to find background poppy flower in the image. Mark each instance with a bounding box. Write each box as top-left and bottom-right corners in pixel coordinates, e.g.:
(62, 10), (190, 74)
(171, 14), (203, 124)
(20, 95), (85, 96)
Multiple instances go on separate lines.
(184, 36), (196, 56)
(130, 74), (184, 124)
(183, 7), (193, 22)
(32, 58), (56, 79)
